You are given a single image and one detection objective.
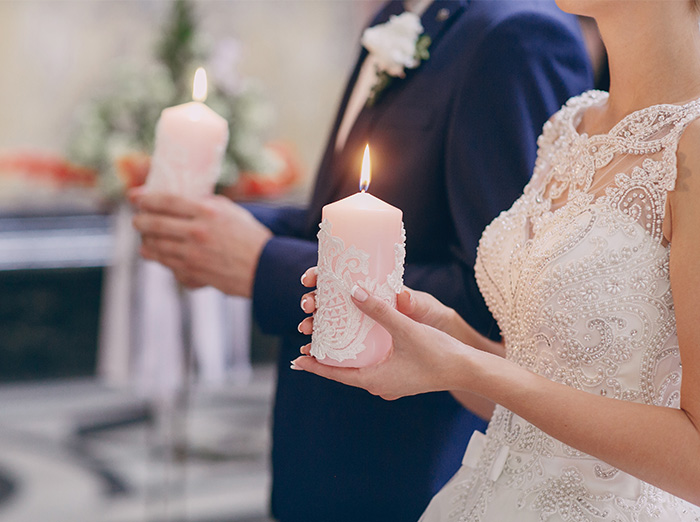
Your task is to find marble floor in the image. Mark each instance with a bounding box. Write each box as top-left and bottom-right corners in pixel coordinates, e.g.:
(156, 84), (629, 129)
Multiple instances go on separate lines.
(0, 365), (276, 522)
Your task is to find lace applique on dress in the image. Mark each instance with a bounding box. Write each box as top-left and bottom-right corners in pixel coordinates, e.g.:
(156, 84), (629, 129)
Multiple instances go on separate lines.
(419, 91), (700, 522)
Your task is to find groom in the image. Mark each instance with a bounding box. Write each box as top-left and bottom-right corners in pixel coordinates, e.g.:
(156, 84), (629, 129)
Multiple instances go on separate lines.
(133, 1), (593, 520)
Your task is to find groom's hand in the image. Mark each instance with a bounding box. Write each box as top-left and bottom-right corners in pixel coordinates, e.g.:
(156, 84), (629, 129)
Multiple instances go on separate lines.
(130, 189), (272, 297)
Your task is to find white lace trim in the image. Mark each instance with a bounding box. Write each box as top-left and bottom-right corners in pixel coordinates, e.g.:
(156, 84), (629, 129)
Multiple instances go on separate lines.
(310, 219), (406, 362)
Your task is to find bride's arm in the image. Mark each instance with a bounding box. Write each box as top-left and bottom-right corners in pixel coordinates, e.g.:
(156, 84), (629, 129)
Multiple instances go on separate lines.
(393, 288), (504, 420)
(392, 288), (503, 420)
(293, 129), (700, 505)
(297, 270), (502, 419)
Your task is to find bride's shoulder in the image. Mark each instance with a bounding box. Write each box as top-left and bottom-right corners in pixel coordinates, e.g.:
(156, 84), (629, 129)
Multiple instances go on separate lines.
(665, 116), (700, 246)
(557, 89), (608, 125)
(676, 115), (700, 182)
(536, 90), (605, 147)
(563, 89), (608, 110)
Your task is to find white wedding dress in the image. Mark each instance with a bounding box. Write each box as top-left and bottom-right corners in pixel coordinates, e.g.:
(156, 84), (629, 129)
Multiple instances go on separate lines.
(419, 91), (700, 522)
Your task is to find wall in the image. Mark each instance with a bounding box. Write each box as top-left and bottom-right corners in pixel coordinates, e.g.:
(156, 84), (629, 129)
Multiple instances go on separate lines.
(0, 0), (384, 199)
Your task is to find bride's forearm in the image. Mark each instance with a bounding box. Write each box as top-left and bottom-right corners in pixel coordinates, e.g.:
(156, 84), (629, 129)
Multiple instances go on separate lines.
(453, 348), (700, 505)
(440, 309), (502, 418)
(442, 307), (505, 357)
(450, 389), (495, 421)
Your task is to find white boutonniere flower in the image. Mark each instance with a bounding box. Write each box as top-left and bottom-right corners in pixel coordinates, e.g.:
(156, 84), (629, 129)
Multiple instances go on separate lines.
(361, 11), (431, 106)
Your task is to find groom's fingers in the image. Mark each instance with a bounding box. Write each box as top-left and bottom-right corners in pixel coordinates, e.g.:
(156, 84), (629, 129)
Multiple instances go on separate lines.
(133, 192), (201, 218)
(351, 285), (413, 336)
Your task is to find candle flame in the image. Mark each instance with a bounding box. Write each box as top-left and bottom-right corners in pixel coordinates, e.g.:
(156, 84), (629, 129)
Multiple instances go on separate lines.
(359, 144), (371, 192)
(193, 67), (208, 102)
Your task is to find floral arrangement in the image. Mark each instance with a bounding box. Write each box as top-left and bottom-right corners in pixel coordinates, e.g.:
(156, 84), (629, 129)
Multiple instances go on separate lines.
(361, 12), (431, 106)
(67, 0), (297, 201)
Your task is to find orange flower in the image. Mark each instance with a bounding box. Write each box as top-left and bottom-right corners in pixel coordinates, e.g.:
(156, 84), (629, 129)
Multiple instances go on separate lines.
(115, 152), (151, 189)
(221, 141), (302, 201)
(0, 152), (97, 187)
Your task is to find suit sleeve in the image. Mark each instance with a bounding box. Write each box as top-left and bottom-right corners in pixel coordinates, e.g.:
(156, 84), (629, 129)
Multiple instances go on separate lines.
(406, 12), (593, 336)
(244, 203), (308, 237)
(244, 204), (316, 336)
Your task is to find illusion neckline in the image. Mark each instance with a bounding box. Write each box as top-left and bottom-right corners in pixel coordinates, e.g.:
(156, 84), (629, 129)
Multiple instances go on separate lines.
(569, 90), (700, 141)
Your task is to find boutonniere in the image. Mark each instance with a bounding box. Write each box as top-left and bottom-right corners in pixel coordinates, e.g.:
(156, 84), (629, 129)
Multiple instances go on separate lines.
(361, 11), (431, 107)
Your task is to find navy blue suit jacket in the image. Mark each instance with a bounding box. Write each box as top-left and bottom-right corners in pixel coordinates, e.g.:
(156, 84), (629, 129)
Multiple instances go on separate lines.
(248, 2), (593, 520)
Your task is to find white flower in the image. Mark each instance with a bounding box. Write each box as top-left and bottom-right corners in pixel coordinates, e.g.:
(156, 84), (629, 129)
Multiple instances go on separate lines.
(557, 288), (580, 309)
(604, 275), (625, 295)
(580, 281), (601, 302)
(361, 12), (425, 78)
(630, 270), (651, 291)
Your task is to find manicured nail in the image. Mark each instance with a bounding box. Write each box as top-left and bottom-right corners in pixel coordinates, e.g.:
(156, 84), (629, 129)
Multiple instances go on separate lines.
(406, 289), (415, 307)
(290, 363), (302, 370)
(300, 272), (307, 285)
(297, 322), (304, 333)
(351, 285), (369, 302)
(301, 296), (309, 311)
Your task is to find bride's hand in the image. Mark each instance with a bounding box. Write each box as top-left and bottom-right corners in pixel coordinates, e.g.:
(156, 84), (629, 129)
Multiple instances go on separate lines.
(297, 267), (459, 336)
(293, 284), (469, 400)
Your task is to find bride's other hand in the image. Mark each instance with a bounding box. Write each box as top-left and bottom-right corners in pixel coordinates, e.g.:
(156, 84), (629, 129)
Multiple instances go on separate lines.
(297, 266), (458, 336)
(293, 286), (469, 400)
(297, 267), (317, 336)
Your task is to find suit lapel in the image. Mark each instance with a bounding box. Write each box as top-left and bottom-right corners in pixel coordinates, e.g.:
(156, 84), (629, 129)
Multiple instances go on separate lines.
(420, 0), (468, 50)
(342, 0), (468, 147)
(307, 1), (468, 232)
(321, 0), (406, 154)
(307, 1), (406, 219)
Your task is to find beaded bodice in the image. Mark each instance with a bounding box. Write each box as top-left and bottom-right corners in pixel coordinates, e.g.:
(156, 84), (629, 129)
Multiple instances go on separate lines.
(459, 91), (700, 521)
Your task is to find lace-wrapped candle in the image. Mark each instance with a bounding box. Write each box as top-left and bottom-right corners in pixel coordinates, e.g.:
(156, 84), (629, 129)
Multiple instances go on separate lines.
(146, 67), (229, 196)
(311, 145), (406, 367)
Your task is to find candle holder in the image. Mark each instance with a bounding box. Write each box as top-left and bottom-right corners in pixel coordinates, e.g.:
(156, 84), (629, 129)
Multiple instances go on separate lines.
(311, 218), (405, 367)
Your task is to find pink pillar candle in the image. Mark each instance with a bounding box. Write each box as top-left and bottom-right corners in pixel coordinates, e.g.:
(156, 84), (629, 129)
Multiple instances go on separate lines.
(146, 68), (229, 196)
(311, 146), (405, 367)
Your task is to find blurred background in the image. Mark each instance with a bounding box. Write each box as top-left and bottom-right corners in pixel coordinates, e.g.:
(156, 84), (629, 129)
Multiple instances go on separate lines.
(0, 1), (382, 521)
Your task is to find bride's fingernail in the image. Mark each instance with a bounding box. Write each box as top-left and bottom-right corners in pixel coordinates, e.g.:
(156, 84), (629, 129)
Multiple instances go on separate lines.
(297, 322), (304, 333)
(351, 285), (369, 302)
(300, 272), (307, 285)
(300, 296), (308, 311)
(290, 359), (303, 370)
(406, 289), (415, 307)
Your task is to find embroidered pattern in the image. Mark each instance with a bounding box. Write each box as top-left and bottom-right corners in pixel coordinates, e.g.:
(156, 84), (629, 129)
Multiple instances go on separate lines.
(310, 219), (406, 362)
(423, 91), (700, 522)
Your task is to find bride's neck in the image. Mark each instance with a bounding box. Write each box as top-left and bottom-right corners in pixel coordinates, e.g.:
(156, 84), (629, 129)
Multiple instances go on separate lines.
(595, 6), (700, 124)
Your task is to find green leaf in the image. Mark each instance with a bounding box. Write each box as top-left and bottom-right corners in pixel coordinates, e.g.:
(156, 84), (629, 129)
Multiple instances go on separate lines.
(366, 71), (392, 107)
(415, 35), (431, 62)
(156, 0), (199, 98)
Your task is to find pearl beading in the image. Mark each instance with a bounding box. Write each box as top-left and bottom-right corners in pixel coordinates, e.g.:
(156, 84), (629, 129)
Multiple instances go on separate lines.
(441, 91), (700, 521)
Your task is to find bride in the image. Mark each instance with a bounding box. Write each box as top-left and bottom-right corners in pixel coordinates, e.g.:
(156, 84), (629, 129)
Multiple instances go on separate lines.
(293, 0), (700, 520)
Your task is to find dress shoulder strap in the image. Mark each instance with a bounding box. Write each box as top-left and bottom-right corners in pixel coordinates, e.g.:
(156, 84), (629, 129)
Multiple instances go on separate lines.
(657, 97), (700, 192)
